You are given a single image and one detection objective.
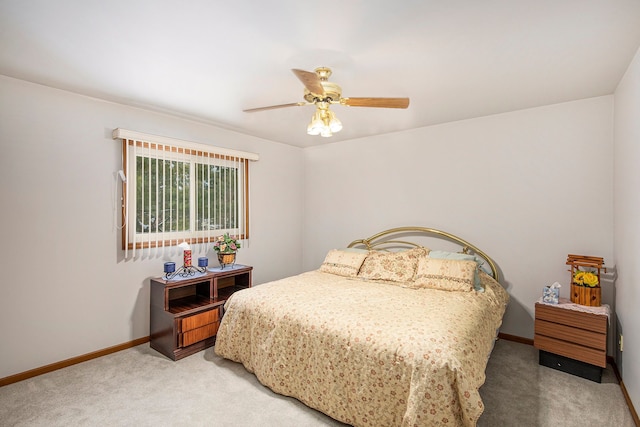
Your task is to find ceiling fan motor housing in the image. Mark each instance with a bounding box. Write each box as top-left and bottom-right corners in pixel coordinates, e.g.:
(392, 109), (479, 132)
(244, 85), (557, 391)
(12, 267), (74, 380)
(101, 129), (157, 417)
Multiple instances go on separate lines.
(304, 80), (342, 103)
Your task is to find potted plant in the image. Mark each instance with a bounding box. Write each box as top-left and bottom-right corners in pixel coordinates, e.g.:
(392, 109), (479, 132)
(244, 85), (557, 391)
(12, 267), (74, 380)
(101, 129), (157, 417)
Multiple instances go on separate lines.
(213, 233), (241, 268)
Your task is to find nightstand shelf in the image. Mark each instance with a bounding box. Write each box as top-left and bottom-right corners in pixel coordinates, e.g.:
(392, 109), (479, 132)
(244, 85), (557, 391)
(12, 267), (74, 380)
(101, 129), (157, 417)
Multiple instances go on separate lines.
(150, 265), (252, 360)
(534, 300), (608, 382)
(167, 296), (216, 314)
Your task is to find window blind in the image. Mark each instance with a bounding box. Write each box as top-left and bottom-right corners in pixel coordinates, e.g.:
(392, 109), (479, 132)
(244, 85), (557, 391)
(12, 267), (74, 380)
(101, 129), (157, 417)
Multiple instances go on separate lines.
(112, 128), (258, 258)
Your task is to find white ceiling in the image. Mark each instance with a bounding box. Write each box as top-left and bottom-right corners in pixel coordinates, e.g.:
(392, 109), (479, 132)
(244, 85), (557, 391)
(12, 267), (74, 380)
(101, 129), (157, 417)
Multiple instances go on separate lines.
(2, 1), (640, 148)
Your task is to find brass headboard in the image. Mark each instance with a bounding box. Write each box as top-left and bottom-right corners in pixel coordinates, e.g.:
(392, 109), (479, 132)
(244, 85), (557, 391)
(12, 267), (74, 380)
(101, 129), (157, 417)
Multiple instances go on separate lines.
(347, 226), (500, 282)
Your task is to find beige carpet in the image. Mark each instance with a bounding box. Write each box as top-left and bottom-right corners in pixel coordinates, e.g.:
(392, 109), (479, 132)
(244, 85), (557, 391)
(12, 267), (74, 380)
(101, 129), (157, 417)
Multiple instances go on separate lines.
(0, 339), (635, 426)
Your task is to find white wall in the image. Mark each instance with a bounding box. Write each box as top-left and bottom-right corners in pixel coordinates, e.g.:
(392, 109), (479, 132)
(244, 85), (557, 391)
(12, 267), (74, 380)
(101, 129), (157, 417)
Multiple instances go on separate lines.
(614, 46), (640, 413)
(303, 96), (614, 340)
(0, 72), (627, 401)
(0, 75), (305, 378)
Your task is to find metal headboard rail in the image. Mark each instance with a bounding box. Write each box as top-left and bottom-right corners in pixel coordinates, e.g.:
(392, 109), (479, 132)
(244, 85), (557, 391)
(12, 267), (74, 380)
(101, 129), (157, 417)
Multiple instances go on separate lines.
(347, 226), (500, 282)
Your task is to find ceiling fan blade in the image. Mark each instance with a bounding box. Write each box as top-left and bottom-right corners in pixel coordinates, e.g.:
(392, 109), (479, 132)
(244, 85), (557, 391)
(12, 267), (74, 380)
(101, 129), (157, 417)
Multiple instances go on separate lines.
(342, 97), (410, 109)
(292, 69), (325, 95)
(243, 102), (307, 112)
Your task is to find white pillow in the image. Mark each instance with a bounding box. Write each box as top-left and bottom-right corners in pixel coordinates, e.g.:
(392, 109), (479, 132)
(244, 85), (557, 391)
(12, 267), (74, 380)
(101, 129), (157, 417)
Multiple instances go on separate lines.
(319, 249), (368, 277)
(409, 257), (476, 292)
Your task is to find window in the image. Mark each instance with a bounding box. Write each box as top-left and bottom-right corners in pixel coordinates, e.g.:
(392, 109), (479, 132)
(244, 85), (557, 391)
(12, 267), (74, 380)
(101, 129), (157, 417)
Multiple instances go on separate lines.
(113, 129), (258, 255)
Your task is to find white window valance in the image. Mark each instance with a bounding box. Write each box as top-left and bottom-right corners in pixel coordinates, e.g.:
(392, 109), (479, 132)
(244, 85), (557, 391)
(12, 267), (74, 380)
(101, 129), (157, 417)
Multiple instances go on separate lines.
(112, 129), (260, 161)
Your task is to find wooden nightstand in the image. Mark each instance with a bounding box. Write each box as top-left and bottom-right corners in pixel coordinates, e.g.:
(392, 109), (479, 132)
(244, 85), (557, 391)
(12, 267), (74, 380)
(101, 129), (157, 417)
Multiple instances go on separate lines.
(150, 265), (252, 360)
(534, 300), (608, 382)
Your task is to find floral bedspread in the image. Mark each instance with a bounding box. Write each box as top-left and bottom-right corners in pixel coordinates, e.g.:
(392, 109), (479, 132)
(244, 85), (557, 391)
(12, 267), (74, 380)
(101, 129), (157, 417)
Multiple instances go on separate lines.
(214, 270), (508, 427)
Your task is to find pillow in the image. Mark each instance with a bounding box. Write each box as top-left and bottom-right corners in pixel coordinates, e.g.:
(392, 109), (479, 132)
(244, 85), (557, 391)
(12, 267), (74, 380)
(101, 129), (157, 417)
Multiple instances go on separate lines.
(409, 257), (477, 292)
(357, 247), (426, 283)
(428, 250), (488, 292)
(319, 249), (368, 277)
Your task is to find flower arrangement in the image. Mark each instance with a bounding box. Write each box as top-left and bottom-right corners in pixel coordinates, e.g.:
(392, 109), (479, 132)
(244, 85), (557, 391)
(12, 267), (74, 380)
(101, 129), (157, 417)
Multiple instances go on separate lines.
(567, 254), (604, 307)
(573, 270), (599, 288)
(213, 233), (241, 253)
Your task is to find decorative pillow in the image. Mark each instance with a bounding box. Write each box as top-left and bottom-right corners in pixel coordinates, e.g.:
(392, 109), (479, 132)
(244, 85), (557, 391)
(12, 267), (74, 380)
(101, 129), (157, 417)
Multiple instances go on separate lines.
(427, 250), (487, 292)
(409, 257), (477, 292)
(320, 249), (368, 277)
(357, 247), (426, 283)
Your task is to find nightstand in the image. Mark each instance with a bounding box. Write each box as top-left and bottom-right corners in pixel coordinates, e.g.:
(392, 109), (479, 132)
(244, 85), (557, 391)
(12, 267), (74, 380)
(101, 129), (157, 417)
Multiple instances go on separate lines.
(150, 264), (252, 360)
(534, 299), (609, 382)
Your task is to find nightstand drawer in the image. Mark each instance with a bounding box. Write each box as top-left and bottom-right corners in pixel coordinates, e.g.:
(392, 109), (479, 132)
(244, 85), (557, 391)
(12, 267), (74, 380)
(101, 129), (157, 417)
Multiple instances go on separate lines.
(534, 334), (606, 368)
(181, 309), (219, 332)
(535, 319), (606, 350)
(179, 322), (219, 347)
(535, 303), (606, 333)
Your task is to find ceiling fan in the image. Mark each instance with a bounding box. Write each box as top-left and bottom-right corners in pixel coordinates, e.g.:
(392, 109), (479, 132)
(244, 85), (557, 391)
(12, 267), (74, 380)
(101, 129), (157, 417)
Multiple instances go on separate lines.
(243, 67), (410, 137)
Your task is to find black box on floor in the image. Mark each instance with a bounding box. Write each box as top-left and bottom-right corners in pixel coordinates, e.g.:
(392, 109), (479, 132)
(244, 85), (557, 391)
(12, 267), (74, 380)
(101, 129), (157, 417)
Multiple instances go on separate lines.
(539, 350), (602, 383)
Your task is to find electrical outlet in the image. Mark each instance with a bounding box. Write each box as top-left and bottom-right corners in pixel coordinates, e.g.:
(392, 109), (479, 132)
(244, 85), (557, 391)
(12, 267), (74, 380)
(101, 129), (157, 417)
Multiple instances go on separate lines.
(619, 334), (624, 352)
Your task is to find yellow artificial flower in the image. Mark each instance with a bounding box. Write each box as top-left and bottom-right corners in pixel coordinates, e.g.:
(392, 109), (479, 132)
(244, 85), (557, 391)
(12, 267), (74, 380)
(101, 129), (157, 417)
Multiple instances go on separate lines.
(582, 272), (599, 287)
(573, 270), (599, 287)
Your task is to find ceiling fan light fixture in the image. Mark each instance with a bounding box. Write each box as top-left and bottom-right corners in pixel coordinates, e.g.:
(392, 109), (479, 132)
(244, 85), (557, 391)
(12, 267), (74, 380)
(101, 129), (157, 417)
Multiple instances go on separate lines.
(306, 110), (324, 136)
(328, 110), (342, 133)
(307, 107), (342, 137)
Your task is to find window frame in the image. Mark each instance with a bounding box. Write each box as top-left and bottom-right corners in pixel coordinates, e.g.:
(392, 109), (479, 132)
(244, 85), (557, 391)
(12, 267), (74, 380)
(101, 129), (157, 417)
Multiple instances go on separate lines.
(115, 130), (255, 253)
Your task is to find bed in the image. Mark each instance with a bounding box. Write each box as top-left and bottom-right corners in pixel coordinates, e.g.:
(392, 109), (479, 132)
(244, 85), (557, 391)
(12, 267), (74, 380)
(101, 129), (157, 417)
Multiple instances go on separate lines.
(214, 227), (509, 427)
